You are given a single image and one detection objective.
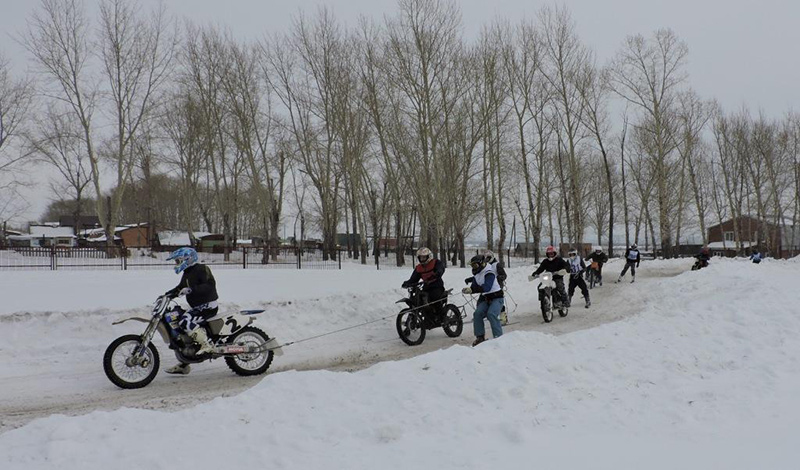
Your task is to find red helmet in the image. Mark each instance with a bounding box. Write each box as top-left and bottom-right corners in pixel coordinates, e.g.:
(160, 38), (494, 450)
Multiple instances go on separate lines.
(545, 245), (557, 258)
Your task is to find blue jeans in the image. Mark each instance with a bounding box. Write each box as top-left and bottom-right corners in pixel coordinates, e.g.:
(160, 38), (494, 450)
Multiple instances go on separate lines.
(473, 297), (504, 338)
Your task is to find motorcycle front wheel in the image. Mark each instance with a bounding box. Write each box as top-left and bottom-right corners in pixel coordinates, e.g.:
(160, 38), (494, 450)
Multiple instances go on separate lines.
(441, 304), (463, 338)
(396, 308), (426, 346)
(103, 334), (160, 389)
(541, 294), (554, 323)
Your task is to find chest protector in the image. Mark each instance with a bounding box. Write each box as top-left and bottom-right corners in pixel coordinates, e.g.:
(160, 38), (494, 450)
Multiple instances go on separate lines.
(474, 264), (502, 295)
(415, 261), (438, 284)
(627, 250), (639, 261)
(569, 256), (583, 273)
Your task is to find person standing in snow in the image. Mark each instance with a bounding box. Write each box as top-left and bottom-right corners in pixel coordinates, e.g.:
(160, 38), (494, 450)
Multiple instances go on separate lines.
(478, 250), (509, 324)
(402, 247), (447, 322)
(566, 248), (591, 308)
(164, 247), (218, 375)
(528, 245), (570, 307)
(463, 253), (505, 346)
(617, 243), (640, 283)
(585, 248), (609, 286)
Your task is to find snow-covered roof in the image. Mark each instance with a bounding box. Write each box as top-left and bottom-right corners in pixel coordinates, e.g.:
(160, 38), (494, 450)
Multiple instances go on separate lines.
(708, 241), (754, 250)
(158, 231), (191, 246)
(28, 226), (76, 238)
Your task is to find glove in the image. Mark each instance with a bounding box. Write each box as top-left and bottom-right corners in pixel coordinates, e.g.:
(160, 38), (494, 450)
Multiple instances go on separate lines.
(179, 287), (192, 296)
(464, 277), (473, 285)
(528, 274), (537, 282)
(462, 286), (472, 294)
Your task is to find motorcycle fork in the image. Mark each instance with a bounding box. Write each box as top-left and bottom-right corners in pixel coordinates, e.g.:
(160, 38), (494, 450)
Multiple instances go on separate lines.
(135, 316), (161, 357)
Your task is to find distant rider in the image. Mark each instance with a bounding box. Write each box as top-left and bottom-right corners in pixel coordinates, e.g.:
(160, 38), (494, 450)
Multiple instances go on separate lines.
(528, 245), (570, 307)
(402, 247), (447, 322)
(617, 243), (640, 283)
(164, 247), (218, 375)
(585, 248), (609, 286)
(694, 246), (711, 268)
(463, 253), (505, 346)
(750, 250), (762, 264)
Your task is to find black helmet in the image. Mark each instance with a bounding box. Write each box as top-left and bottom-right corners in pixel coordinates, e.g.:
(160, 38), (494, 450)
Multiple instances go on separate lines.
(469, 254), (486, 275)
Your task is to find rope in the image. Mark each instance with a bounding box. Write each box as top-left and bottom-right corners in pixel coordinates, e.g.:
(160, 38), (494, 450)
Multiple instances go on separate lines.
(272, 289), (460, 349)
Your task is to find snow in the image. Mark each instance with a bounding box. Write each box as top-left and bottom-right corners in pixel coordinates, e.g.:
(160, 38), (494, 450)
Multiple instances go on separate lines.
(27, 226), (76, 238)
(1, 258), (799, 469)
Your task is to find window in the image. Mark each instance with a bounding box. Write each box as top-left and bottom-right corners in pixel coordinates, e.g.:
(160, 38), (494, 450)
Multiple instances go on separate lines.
(724, 231), (735, 242)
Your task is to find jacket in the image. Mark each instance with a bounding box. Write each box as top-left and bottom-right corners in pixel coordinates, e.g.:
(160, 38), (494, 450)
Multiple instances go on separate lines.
(168, 263), (218, 307)
(532, 257), (570, 279)
(405, 258), (445, 292)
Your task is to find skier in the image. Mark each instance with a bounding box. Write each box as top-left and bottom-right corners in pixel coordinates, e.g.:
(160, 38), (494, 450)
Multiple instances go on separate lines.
(480, 250), (509, 324)
(463, 254), (504, 346)
(402, 247), (447, 324)
(567, 248), (591, 308)
(585, 248), (609, 286)
(528, 245), (570, 307)
(750, 250), (762, 264)
(617, 243), (640, 283)
(164, 247), (218, 375)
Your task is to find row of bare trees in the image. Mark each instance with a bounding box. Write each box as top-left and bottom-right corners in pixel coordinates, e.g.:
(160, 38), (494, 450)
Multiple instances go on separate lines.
(3, 0), (799, 263)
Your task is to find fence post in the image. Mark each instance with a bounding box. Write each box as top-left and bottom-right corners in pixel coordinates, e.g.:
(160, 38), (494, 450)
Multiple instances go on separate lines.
(338, 249), (341, 269)
(297, 246), (301, 269)
(243, 247), (247, 269)
(51, 246), (56, 270)
(123, 248), (128, 270)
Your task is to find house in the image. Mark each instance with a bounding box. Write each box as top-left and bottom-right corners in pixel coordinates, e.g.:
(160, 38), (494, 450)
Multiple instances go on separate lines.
(58, 215), (100, 234)
(336, 233), (361, 248)
(707, 215), (797, 257)
(513, 242), (539, 256)
(198, 234), (226, 253)
(13, 225), (77, 248)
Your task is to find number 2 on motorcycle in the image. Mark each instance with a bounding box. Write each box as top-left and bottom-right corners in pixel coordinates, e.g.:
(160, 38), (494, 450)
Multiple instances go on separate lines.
(225, 318), (243, 335)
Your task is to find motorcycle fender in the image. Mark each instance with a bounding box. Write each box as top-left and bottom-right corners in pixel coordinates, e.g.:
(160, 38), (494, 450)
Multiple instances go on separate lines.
(208, 312), (254, 337)
(112, 316), (170, 344)
(396, 298), (410, 304)
(264, 337), (284, 356)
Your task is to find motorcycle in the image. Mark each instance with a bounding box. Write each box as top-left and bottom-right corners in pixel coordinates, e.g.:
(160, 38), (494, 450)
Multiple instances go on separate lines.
(691, 258), (709, 271)
(586, 262), (601, 289)
(395, 284), (464, 346)
(103, 293), (283, 389)
(530, 270), (569, 323)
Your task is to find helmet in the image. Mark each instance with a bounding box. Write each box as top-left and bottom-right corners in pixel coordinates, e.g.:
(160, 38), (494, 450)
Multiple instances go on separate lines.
(482, 249), (496, 263)
(545, 245), (557, 258)
(631, 243), (638, 250)
(595, 248), (603, 254)
(568, 248), (578, 258)
(469, 254), (486, 274)
(416, 247), (433, 265)
(702, 246), (710, 254)
(167, 247), (198, 274)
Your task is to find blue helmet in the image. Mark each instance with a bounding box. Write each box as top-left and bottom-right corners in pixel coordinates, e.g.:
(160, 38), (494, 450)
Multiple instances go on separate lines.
(167, 247), (198, 274)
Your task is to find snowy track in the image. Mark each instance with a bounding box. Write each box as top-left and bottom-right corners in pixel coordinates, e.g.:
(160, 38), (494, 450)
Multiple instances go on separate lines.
(0, 260), (687, 433)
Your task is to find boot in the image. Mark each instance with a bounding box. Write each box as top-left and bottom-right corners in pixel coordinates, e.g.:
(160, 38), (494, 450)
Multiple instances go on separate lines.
(189, 328), (215, 355)
(165, 363), (191, 375)
(631, 276), (635, 284)
(472, 335), (486, 347)
(616, 277), (622, 283)
(585, 297), (591, 309)
(499, 309), (508, 326)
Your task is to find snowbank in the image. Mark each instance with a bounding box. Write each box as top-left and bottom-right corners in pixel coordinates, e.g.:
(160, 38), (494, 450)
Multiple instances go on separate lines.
(1, 258), (799, 468)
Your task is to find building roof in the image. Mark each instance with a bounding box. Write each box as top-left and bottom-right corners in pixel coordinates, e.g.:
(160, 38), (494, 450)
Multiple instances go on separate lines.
(708, 241), (754, 250)
(158, 231), (212, 246)
(28, 225), (76, 238)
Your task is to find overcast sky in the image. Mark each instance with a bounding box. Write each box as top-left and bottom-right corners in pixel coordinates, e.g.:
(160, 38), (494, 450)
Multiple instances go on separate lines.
(2, 0), (799, 224)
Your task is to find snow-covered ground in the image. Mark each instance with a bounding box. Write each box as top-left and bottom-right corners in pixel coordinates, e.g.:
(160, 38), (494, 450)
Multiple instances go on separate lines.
(1, 257), (799, 469)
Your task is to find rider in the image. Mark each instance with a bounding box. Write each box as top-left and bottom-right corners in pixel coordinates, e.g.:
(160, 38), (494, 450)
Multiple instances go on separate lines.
(750, 249), (762, 264)
(585, 248), (609, 286)
(528, 245), (570, 307)
(402, 247), (447, 323)
(567, 248), (591, 308)
(164, 247), (218, 375)
(617, 243), (640, 283)
(463, 253), (504, 346)
(695, 246), (711, 268)
(480, 250), (509, 324)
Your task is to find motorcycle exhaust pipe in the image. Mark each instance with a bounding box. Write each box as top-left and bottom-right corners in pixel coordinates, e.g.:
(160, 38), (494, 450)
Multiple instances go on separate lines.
(213, 338), (284, 356)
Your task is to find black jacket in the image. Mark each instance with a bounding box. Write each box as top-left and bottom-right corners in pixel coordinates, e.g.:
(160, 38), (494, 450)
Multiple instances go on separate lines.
(624, 248), (641, 266)
(586, 251), (609, 266)
(168, 263), (218, 307)
(532, 257), (570, 279)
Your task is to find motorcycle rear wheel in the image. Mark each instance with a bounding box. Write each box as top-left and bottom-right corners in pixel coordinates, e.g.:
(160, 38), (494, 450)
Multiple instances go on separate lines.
(103, 334), (160, 389)
(224, 326), (275, 376)
(396, 308), (426, 346)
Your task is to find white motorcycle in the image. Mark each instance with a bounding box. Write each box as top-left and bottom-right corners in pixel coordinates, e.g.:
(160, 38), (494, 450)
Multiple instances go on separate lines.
(103, 293), (283, 389)
(529, 269), (569, 323)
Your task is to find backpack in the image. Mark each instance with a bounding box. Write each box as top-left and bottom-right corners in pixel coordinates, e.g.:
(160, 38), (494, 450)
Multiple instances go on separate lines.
(494, 261), (507, 287)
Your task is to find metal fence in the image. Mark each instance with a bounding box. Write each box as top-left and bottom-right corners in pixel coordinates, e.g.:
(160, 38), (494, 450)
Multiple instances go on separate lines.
(0, 245), (540, 271)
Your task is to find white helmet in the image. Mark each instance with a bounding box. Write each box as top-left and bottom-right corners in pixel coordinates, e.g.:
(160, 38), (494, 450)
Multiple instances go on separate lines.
(416, 247), (433, 264)
(482, 249), (495, 263)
